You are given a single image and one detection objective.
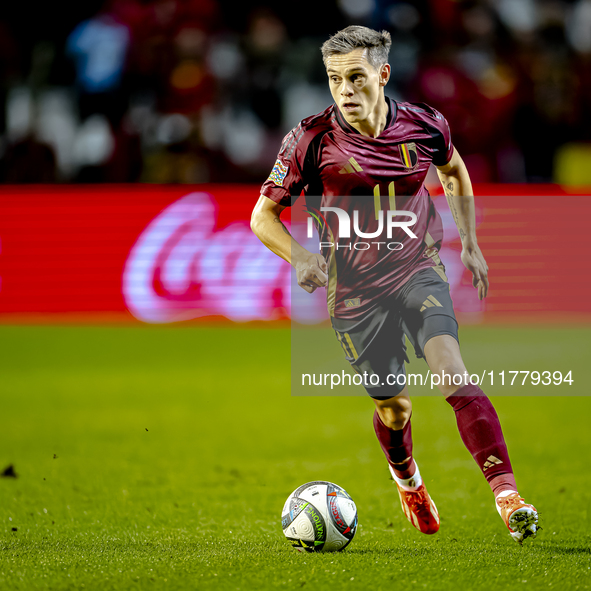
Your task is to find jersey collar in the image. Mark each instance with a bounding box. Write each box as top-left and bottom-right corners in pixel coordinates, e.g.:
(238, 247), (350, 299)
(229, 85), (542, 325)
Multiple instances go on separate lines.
(334, 97), (397, 137)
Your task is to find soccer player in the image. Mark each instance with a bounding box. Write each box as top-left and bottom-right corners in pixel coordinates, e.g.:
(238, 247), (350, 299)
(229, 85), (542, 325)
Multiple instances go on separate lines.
(251, 26), (538, 544)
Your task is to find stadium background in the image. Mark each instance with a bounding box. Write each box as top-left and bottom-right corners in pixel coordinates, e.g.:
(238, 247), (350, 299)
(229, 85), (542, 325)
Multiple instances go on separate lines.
(1, 1), (590, 589)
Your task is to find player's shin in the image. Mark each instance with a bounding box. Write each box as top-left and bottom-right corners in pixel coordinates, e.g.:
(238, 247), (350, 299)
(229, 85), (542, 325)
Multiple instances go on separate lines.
(374, 408), (440, 534)
(373, 410), (419, 487)
(446, 384), (517, 496)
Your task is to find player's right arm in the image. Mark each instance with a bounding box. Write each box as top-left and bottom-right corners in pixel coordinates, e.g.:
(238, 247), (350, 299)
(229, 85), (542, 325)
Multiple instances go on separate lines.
(251, 195), (328, 293)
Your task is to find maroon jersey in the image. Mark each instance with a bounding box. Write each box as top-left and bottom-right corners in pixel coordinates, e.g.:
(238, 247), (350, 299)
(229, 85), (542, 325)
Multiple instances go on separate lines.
(261, 98), (454, 318)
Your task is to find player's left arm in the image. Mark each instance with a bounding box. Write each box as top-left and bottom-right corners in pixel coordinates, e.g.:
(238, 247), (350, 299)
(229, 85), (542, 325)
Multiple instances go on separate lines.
(435, 148), (489, 300)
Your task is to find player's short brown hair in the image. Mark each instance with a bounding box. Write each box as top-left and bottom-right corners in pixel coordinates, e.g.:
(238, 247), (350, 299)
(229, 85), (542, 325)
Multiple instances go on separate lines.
(321, 26), (392, 69)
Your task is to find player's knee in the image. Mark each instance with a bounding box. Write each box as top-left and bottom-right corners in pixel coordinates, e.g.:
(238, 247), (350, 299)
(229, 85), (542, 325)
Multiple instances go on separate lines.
(376, 396), (412, 430)
(432, 362), (468, 396)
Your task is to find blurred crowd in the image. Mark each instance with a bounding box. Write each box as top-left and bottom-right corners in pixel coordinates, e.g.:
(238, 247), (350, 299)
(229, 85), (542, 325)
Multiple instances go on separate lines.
(0, 0), (590, 184)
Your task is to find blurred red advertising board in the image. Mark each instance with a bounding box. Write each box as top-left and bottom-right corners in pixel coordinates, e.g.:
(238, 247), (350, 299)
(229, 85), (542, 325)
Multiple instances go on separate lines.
(0, 184), (589, 324)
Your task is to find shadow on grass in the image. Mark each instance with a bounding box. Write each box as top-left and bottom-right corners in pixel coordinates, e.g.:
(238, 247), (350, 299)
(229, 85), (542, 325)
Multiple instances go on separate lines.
(532, 542), (591, 556)
(342, 539), (591, 558)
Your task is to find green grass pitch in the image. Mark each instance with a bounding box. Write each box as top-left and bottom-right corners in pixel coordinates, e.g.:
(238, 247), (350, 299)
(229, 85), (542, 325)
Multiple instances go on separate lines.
(1, 324), (590, 590)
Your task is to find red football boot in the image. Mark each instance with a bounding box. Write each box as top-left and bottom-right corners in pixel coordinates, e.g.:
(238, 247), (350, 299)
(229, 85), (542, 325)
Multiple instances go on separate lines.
(395, 482), (440, 534)
(496, 492), (539, 544)
(389, 462), (440, 535)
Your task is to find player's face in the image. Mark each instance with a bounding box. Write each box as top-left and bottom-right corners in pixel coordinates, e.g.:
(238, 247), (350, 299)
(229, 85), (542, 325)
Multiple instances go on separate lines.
(326, 48), (389, 128)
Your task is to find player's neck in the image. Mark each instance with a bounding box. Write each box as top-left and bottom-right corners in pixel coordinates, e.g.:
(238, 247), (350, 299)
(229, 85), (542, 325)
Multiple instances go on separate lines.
(350, 96), (389, 138)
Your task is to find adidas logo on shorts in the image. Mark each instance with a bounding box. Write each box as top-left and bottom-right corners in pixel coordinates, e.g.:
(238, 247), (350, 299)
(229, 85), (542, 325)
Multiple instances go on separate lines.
(420, 295), (443, 312)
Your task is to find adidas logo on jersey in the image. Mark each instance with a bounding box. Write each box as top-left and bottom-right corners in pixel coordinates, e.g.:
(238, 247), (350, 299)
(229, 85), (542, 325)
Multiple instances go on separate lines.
(344, 298), (361, 308)
(338, 157), (363, 174)
(420, 295), (443, 312)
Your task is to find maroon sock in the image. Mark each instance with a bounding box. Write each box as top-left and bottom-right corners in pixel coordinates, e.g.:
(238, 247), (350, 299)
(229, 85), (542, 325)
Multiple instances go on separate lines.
(446, 384), (517, 496)
(373, 410), (416, 479)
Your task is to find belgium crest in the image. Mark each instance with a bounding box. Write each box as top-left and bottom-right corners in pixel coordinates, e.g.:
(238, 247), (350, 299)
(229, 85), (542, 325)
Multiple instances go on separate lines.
(399, 142), (418, 170)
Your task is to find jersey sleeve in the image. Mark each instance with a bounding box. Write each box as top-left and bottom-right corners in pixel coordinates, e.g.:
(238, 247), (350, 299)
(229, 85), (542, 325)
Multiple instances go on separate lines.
(419, 104), (454, 167)
(260, 124), (310, 207)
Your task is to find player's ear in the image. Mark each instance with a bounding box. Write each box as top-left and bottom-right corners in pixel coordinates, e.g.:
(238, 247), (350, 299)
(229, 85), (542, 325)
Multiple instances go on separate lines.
(379, 63), (391, 86)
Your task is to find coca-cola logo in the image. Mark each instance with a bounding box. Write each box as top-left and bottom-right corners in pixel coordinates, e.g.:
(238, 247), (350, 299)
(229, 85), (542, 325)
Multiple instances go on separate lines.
(122, 192), (293, 323)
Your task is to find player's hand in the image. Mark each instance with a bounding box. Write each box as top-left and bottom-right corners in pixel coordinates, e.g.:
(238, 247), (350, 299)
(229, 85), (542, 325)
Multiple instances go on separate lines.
(294, 253), (328, 293)
(460, 243), (489, 300)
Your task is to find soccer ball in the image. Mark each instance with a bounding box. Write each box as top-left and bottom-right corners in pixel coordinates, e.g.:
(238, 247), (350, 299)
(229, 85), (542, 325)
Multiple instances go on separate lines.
(281, 481), (358, 552)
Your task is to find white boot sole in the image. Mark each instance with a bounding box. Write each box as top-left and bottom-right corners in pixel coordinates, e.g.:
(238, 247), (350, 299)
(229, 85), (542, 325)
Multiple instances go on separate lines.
(508, 507), (538, 544)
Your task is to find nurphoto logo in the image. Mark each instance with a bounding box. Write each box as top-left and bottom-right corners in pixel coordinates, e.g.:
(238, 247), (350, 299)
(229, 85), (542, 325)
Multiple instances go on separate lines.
(307, 206), (418, 251)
